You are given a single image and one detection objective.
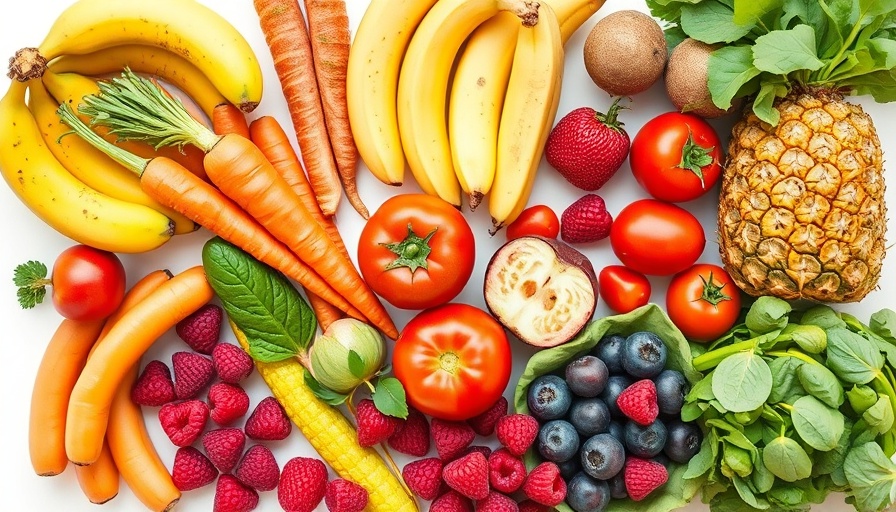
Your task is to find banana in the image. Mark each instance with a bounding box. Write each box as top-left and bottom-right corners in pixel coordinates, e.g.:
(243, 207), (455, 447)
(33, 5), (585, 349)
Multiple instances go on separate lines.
(48, 44), (228, 120)
(397, 0), (542, 208)
(0, 81), (173, 253)
(489, 2), (565, 231)
(553, 0), (606, 43)
(8, 0), (262, 112)
(28, 78), (197, 235)
(346, 0), (438, 187)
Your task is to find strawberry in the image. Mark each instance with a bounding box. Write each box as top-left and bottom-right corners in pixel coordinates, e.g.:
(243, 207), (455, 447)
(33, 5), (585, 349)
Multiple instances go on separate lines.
(560, 194), (613, 244)
(495, 414), (539, 457)
(212, 342), (254, 384)
(325, 479), (369, 512)
(616, 379), (659, 426)
(355, 398), (402, 447)
(278, 457), (328, 512)
(388, 406), (430, 457)
(214, 474), (259, 512)
(176, 303), (223, 354)
(235, 444), (280, 492)
(131, 360), (176, 407)
(171, 446), (218, 491)
(244, 396), (292, 441)
(431, 418), (476, 460)
(544, 101), (630, 191)
(442, 451), (490, 501)
(159, 399), (209, 447)
(487, 448), (526, 494)
(172, 351), (216, 400)
(517, 500), (553, 512)
(208, 382), (250, 426)
(202, 427), (246, 474)
(431, 489), (474, 512)
(402, 457), (444, 501)
(624, 457), (668, 501)
(466, 396), (508, 436)
(522, 462), (566, 507)
(476, 491), (519, 512)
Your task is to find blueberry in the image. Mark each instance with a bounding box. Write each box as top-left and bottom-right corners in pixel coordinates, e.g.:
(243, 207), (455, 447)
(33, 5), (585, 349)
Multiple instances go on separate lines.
(652, 453), (672, 470)
(606, 421), (625, 445)
(621, 331), (667, 378)
(664, 420), (703, 464)
(654, 369), (690, 416)
(592, 334), (626, 374)
(569, 398), (611, 437)
(527, 375), (573, 421)
(580, 433), (625, 480)
(567, 472), (611, 512)
(608, 471), (628, 500)
(624, 419), (668, 458)
(538, 419), (580, 463)
(599, 375), (632, 419)
(557, 456), (582, 481)
(566, 355), (609, 397)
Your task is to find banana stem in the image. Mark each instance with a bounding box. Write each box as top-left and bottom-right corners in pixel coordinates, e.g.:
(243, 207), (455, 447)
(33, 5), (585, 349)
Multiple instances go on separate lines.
(499, 0), (540, 26)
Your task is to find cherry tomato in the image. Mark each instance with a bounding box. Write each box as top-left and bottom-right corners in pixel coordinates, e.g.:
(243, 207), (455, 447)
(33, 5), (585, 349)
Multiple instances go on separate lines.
(358, 194), (475, 310)
(506, 205), (560, 240)
(598, 265), (651, 314)
(667, 263), (742, 343)
(392, 303), (512, 421)
(609, 199), (705, 276)
(51, 245), (126, 321)
(630, 112), (723, 203)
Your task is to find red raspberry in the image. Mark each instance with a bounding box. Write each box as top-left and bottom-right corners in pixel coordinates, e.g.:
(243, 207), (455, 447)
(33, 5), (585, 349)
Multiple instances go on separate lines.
(624, 457), (668, 501)
(131, 360), (176, 407)
(522, 462), (566, 507)
(442, 451), (490, 501)
(466, 396), (508, 436)
(278, 457), (328, 512)
(176, 303), (223, 354)
(430, 489), (474, 512)
(244, 396), (291, 441)
(355, 398), (402, 447)
(234, 445), (280, 492)
(402, 457), (444, 501)
(172, 351), (215, 400)
(158, 399), (209, 447)
(202, 427), (246, 474)
(213, 474), (259, 512)
(517, 500), (553, 512)
(208, 382), (250, 426)
(560, 194), (614, 244)
(495, 414), (539, 457)
(324, 479), (369, 512)
(455, 445), (493, 462)
(212, 342), (254, 384)
(476, 491), (519, 512)
(388, 406), (430, 457)
(171, 446), (218, 491)
(487, 448), (526, 494)
(431, 418), (476, 460)
(617, 379), (659, 426)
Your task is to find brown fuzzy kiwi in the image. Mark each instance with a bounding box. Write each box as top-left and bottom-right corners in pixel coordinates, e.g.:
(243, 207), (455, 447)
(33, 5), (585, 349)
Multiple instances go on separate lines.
(583, 10), (667, 96)
(665, 38), (738, 118)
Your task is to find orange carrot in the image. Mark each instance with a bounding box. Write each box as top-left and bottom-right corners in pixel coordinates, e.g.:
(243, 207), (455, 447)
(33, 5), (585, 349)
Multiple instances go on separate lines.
(304, 0), (367, 219)
(253, 0), (343, 217)
(65, 266), (214, 465)
(74, 440), (119, 504)
(212, 103), (250, 138)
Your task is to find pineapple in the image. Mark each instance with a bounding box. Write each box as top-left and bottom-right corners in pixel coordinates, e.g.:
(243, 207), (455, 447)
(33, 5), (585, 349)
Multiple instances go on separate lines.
(719, 88), (886, 302)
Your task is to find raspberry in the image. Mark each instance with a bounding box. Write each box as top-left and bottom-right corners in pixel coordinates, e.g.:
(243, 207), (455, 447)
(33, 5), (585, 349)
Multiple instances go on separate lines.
(402, 457), (444, 501)
(624, 457), (668, 501)
(616, 379), (659, 426)
(388, 406), (430, 457)
(158, 399), (209, 447)
(495, 414), (539, 457)
(324, 479), (369, 512)
(522, 462), (566, 507)
(244, 396), (291, 441)
(455, 445), (493, 462)
(171, 446), (218, 491)
(442, 451), (490, 501)
(487, 448), (526, 494)
(430, 489), (474, 512)
(517, 500), (553, 512)
(212, 342), (254, 384)
(355, 398), (402, 447)
(278, 457), (328, 512)
(560, 194), (613, 244)
(467, 396), (508, 436)
(172, 351), (215, 400)
(476, 491), (518, 512)
(131, 360), (176, 407)
(176, 303), (223, 354)
(213, 474), (259, 512)
(234, 445), (280, 492)
(202, 427), (246, 474)
(431, 418), (476, 460)
(208, 382), (250, 426)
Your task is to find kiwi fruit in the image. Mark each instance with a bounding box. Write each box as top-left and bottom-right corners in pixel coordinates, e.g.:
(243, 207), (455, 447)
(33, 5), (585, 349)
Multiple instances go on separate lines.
(583, 10), (667, 97)
(665, 38), (737, 118)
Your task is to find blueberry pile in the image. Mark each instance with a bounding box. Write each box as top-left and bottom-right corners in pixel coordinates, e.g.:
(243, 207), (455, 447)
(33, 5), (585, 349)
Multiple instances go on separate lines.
(526, 332), (702, 512)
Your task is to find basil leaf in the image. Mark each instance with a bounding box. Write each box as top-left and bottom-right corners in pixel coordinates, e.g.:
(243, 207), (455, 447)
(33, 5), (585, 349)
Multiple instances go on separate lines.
(753, 25), (825, 74)
(708, 45), (762, 109)
(844, 442), (896, 512)
(763, 436), (813, 482)
(202, 237), (316, 362)
(826, 327), (885, 384)
(713, 352), (773, 412)
(791, 395), (845, 451)
(798, 362), (844, 408)
(681, 2), (755, 44)
(373, 377), (408, 419)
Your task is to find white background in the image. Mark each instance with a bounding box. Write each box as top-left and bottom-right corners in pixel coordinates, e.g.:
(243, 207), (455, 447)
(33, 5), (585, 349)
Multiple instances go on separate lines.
(1, 0), (894, 511)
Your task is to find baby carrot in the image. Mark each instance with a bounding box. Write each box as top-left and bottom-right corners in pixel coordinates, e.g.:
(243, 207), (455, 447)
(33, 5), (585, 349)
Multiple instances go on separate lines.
(212, 103), (250, 138)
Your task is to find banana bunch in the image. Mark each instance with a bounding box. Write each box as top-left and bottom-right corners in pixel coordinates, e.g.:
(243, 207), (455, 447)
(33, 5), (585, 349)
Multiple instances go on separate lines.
(347, 0), (604, 226)
(1, 0), (265, 253)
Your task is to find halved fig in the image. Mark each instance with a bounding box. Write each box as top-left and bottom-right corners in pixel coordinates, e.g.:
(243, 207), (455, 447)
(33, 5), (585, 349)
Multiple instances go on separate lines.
(484, 236), (598, 348)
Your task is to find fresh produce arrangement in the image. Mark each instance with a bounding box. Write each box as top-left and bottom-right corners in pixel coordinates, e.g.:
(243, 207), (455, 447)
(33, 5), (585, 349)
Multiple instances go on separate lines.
(2, 0), (896, 511)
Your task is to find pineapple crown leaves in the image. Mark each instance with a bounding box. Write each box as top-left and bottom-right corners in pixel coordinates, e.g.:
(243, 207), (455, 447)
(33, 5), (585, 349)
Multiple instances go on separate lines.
(647, 0), (896, 125)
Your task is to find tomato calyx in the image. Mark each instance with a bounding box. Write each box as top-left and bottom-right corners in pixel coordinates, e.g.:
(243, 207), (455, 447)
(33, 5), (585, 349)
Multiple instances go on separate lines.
(677, 131), (715, 187)
(382, 224), (437, 273)
(697, 271), (732, 307)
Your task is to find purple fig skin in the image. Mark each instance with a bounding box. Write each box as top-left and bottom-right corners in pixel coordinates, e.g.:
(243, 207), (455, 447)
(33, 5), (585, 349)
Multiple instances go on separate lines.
(483, 235), (599, 348)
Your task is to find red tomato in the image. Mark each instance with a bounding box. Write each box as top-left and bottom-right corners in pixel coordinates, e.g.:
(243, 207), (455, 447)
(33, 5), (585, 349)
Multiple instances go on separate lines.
(630, 112), (723, 203)
(392, 303), (512, 421)
(667, 263), (742, 343)
(51, 245), (126, 321)
(609, 199), (705, 276)
(599, 265), (651, 314)
(506, 205), (560, 240)
(358, 194), (475, 310)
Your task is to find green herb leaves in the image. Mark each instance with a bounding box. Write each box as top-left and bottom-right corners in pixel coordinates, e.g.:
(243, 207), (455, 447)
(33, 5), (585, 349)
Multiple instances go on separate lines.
(713, 352), (772, 412)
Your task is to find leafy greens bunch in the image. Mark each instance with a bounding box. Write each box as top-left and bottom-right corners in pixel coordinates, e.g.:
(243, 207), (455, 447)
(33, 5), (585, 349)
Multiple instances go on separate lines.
(645, 0), (896, 125)
(682, 296), (896, 511)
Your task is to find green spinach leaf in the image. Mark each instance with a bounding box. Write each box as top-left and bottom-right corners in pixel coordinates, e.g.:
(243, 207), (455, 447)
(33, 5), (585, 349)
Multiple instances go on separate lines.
(797, 362), (843, 408)
(862, 394), (895, 436)
(768, 355), (805, 404)
(763, 436), (813, 482)
(791, 395), (845, 451)
(713, 351), (773, 412)
(826, 327), (885, 384)
(372, 376), (408, 419)
(843, 442), (896, 512)
(752, 25), (825, 74)
(681, 2), (755, 43)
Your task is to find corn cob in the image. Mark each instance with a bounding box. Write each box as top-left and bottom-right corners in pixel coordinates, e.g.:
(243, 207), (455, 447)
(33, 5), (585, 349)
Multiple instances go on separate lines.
(232, 322), (417, 512)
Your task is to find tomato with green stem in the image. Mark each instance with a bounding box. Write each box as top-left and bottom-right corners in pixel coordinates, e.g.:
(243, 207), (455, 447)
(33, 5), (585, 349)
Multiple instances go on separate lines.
(666, 263), (741, 343)
(599, 265), (651, 314)
(505, 205), (560, 240)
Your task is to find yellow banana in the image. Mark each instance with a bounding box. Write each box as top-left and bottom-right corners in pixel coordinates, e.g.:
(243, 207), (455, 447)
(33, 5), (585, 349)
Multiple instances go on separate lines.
(9, 0), (262, 112)
(553, 0), (606, 43)
(397, 0), (542, 208)
(346, 0), (438, 187)
(47, 44), (227, 120)
(28, 79), (197, 235)
(0, 81), (173, 253)
(489, 2), (565, 230)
